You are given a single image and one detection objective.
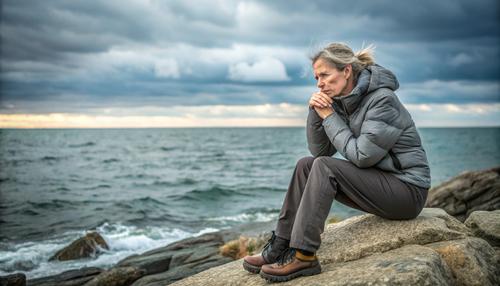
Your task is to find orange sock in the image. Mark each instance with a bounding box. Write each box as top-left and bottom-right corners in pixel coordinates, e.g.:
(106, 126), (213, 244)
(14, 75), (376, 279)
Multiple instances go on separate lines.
(296, 249), (316, 261)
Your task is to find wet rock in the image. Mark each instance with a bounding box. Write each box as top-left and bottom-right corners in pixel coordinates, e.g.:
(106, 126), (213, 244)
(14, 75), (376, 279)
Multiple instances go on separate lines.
(27, 267), (103, 286)
(0, 273), (26, 286)
(49, 232), (109, 261)
(125, 232), (236, 285)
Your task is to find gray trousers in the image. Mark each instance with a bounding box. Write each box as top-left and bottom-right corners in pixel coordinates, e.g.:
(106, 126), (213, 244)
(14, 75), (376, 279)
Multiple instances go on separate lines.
(275, 156), (428, 253)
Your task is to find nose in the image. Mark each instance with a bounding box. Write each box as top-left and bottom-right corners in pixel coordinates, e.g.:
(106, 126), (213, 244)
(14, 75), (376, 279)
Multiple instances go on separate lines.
(316, 79), (324, 89)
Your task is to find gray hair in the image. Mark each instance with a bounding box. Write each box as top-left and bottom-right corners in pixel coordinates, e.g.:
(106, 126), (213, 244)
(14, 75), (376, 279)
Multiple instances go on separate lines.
(311, 42), (375, 80)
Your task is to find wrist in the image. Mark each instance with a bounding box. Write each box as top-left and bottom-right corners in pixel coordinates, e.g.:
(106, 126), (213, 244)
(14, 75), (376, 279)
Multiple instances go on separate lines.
(323, 111), (335, 120)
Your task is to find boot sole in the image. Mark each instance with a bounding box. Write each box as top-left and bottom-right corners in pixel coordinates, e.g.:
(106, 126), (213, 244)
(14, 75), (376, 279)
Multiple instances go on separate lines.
(242, 261), (261, 274)
(259, 263), (321, 283)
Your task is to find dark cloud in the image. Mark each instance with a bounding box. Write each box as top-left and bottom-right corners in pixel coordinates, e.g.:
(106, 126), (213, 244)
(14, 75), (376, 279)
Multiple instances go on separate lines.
(0, 0), (499, 113)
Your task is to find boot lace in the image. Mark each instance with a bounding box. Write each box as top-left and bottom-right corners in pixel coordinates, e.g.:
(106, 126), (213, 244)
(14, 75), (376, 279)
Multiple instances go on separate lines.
(261, 231), (276, 256)
(275, 247), (296, 266)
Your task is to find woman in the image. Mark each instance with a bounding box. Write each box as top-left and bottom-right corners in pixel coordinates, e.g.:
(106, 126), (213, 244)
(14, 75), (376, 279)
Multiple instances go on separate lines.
(243, 42), (431, 283)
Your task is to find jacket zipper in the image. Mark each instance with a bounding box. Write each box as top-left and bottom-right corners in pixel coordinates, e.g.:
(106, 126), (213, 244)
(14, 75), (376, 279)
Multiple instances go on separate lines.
(340, 101), (350, 125)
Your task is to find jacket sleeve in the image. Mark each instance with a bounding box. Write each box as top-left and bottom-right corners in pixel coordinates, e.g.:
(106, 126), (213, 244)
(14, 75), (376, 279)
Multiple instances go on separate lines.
(321, 95), (403, 168)
(307, 106), (337, 157)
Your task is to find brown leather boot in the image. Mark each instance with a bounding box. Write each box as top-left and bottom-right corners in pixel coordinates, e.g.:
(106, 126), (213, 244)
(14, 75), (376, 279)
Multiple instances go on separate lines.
(259, 248), (321, 282)
(242, 231), (290, 274)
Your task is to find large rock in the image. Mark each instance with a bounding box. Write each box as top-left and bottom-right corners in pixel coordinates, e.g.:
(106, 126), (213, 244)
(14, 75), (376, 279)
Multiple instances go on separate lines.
(83, 267), (144, 286)
(318, 208), (470, 264)
(27, 231), (239, 286)
(169, 245), (457, 286)
(127, 232), (236, 286)
(426, 166), (500, 222)
(171, 208), (500, 286)
(427, 237), (499, 286)
(464, 210), (500, 247)
(49, 232), (109, 261)
(0, 273), (26, 286)
(27, 267), (103, 286)
(317, 245), (454, 285)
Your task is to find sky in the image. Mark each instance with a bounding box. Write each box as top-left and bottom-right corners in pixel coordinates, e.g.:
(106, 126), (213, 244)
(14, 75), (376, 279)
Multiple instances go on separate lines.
(0, 0), (499, 128)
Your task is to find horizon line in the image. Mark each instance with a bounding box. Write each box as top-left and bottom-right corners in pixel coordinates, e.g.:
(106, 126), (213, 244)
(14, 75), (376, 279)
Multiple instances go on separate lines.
(1, 125), (499, 130)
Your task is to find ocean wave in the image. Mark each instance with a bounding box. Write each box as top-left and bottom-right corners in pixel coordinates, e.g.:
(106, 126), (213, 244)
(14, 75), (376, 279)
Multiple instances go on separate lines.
(21, 209), (40, 216)
(53, 187), (71, 192)
(40, 156), (62, 162)
(27, 200), (68, 210)
(83, 184), (112, 190)
(206, 208), (279, 223)
(159, 146), (177, 152)
(25, 199), (103, 211)
(113, 196), (168, 211)
(114, 173), (160, 180)
(238, 186), (285, 193)
(68, 142), (96, 148)
(171, 186), (252, 202)
(132, 177), (199, 188)
(102, 158), (120, 164)
(0, 223), (218, 279)
(4, 159), (34, 166)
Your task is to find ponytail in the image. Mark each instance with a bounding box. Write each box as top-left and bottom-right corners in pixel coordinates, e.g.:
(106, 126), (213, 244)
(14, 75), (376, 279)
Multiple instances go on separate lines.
(355, 44), (375, 67)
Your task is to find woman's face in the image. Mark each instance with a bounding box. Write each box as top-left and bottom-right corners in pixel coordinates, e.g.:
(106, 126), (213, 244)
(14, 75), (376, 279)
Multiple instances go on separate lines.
(313, 58), (350, 98)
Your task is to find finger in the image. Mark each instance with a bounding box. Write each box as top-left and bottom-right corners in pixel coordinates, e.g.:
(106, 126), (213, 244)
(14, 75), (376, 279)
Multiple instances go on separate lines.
(311, 99), (321, 107)
(313, 94), (331, 106)
(319, 98), (330, 107)
(309, 98), (322, 108)
(318, 92), (333, 104)
(315, 99), (328, 108)
(312, 94), (328, 106)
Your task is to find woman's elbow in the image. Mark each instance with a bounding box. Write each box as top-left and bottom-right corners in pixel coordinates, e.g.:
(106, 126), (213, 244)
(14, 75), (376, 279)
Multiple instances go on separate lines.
(308, 144), (335, 158)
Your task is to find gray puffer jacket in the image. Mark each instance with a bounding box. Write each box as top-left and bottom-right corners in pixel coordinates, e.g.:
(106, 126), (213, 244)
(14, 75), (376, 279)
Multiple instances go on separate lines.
(307, 64), (431, 189)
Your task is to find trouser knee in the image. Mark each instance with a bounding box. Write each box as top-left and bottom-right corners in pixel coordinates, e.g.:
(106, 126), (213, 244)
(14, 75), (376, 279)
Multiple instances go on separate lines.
(310, 156), (332, 173)
(295, 156), (315, 172)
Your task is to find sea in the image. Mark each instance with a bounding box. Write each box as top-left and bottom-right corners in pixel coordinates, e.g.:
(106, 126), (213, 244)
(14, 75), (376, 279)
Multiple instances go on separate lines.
(0, 127), (499, 278)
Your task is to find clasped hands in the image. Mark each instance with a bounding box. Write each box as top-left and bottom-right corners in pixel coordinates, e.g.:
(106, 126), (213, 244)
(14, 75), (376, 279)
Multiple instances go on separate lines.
(308, 91), (334, 119)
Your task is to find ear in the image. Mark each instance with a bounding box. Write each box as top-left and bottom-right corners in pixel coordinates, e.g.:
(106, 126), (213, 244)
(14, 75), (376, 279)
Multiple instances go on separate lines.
(344, 64), (352, 79)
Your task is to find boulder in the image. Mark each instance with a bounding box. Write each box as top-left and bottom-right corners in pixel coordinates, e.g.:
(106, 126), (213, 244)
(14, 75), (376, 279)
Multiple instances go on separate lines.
(427, 237), (499, 286)
(318, 208), (470, 264)
(27, 231), (239, 286)
(0, 273), (26, 286)
(49, 232), (109, 261)
(127, 232), (235, 285)
(464, 210), (500, 247)
(24, 219), (273, 286)
(426, 166), (500, 221)
(83, 267), (145, 286)
(170, 208), (500, 286)
(27, 267), (103, 286)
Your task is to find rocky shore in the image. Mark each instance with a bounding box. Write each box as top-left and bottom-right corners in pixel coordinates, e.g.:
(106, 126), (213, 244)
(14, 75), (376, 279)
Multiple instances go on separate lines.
(173, 208), (500, 286)
(1, 166), (498, 286)
(0, 220), (276, 286)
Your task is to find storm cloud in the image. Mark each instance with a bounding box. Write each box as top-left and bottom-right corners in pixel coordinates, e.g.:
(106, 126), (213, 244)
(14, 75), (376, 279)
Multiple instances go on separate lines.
(0, 0), (499, 120)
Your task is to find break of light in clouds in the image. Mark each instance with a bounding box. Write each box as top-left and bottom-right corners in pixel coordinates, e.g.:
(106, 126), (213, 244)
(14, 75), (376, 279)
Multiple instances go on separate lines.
(1, 103), (499, 128)
(1, 0), (499, 127)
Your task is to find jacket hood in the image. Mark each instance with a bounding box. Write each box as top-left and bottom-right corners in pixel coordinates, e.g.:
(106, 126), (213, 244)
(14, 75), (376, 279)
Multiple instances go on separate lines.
(332, 64), (399, 115)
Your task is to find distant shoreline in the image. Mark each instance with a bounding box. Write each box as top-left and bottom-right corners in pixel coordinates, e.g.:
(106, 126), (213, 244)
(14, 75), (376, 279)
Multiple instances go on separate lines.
(1, 126), (499, 130)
